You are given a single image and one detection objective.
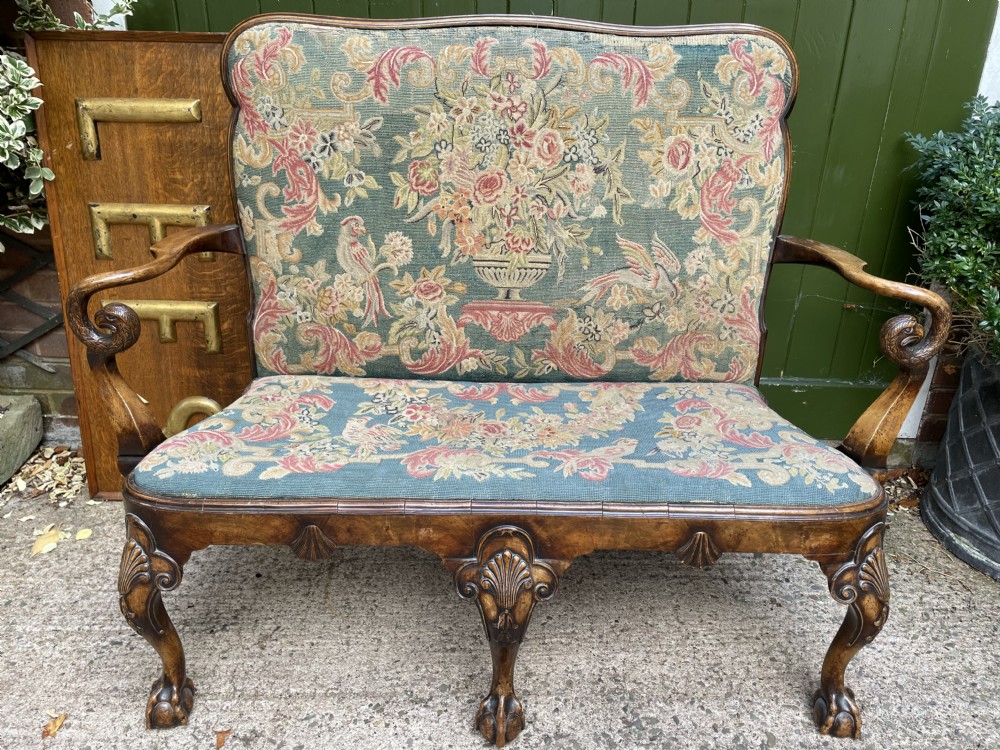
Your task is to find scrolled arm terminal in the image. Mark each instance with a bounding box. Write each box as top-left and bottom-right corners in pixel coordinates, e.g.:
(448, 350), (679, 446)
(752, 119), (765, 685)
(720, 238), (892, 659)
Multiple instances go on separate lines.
(772, 235), (951, 469)
(65, 224), (243, 471)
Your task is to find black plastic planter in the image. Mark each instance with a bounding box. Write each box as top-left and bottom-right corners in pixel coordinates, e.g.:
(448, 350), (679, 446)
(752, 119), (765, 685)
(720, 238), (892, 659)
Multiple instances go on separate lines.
(923, 352), (1000, 580)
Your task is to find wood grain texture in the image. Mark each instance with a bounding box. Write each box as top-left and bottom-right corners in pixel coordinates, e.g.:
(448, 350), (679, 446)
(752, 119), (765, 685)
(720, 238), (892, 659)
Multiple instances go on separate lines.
(27, 32), (254, 497)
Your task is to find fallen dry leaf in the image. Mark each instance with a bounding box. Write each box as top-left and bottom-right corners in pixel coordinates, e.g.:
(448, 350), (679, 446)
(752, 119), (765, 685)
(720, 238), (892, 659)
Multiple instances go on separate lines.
(75, 528), (93, 540)
(41, 711), (67, 739)
(215, 728), (234, 748)
(1, 446), (88, 506)
(31, 528), (67, 556)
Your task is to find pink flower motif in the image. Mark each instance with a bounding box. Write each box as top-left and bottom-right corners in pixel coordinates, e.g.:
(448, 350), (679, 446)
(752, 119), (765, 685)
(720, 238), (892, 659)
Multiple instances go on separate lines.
(411, 277), (447, 303)
(401, 403), (434, 421)
(408, 160), (440, 196)
(661, 135), (693, 177)
(503, 231), (535, 255)
(534, 129), (564, 168)
(508, 119), (536, 149)
(473, 170), (507, 206)
(569, 164), (595, 196)
(479, 421), (509, 437)
(287, 119), (317, 153)
(675, 414), (702, 430)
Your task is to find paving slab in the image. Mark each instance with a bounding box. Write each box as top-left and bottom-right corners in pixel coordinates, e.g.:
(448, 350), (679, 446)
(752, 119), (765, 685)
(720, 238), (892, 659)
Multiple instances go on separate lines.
(0, 497), (998, 750)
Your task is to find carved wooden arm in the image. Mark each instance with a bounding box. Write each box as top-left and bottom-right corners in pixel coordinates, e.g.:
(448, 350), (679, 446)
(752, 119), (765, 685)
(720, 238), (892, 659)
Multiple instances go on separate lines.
(772, 235), (951, 470)
(66, 224), (242, 474)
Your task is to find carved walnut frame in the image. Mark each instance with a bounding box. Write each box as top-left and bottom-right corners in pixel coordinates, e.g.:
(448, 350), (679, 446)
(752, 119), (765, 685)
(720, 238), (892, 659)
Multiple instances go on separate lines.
(65, 13), (949, 746)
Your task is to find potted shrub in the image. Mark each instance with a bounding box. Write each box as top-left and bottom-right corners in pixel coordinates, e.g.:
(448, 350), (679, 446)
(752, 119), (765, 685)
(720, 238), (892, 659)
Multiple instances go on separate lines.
(907, 96), (1000, 579)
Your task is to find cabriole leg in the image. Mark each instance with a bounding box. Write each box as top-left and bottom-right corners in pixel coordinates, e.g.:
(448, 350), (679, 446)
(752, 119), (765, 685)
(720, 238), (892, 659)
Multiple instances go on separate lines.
(455, 526), (559, 747)
(119, 512), (194, 729)
(813, 522), (890, 739)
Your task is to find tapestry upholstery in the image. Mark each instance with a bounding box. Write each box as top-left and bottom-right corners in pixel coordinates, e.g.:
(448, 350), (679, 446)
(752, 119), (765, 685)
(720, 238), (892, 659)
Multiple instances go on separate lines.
(133, 376), (879, 506)
(226, 22), (795, 383)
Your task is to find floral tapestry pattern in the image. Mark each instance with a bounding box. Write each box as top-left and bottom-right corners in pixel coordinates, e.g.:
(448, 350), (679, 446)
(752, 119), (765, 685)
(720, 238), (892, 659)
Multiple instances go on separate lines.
(227, 23), (794, 382)
(134, 377), (879, 506)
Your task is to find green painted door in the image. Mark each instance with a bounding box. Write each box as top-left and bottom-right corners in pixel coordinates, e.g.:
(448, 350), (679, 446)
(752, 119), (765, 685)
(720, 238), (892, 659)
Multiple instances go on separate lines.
(130, 0), (998, 436)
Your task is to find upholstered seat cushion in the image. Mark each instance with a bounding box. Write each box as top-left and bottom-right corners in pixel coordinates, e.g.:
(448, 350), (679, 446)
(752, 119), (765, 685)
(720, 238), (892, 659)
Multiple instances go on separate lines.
(132, 377), (879, 509)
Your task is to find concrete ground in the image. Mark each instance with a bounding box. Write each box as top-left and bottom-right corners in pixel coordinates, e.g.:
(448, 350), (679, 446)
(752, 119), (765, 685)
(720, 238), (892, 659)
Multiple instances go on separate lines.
(1, 493), (998, 750)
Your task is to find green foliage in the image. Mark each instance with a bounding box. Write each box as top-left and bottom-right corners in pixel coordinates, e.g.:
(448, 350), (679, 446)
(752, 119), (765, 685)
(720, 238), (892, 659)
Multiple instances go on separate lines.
(907, 96), (1000, 359)
(12, 0), (63, 32)
(2, 1), (138, 247)
(13, 0), (139, 32)
(0, 52), (51, 235)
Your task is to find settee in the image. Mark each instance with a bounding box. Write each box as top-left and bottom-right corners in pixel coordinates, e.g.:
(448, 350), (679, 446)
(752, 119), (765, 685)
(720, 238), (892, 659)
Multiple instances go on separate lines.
(67, 13), (950, 745)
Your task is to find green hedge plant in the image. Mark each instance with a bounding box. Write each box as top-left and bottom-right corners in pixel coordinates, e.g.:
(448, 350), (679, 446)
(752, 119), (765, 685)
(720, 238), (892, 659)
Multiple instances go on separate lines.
(907, 96), (1000, 361)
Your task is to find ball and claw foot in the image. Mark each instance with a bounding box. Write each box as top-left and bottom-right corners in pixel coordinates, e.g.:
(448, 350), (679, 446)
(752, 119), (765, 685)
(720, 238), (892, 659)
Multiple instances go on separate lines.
(813, 687), (861, 739)
(146, 674), (195, 729)
(475, 689), (525, 748)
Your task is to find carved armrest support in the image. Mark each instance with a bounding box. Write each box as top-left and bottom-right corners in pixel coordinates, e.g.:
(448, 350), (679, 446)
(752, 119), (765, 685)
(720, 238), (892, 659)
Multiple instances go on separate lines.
(773, 235), (952, 470)
(65, 225), (242, 471)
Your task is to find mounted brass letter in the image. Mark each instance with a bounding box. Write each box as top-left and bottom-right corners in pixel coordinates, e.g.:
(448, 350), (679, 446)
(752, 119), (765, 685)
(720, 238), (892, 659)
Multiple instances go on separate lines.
(89, 203), (214, 261)
(76, 98), (201, 160)
(100, 299), (221, 353)
(163, 396), (222, 437)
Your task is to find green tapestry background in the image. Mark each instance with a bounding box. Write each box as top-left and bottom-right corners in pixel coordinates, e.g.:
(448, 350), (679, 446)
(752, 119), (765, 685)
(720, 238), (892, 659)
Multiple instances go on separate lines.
(130, 0), (1000, 436)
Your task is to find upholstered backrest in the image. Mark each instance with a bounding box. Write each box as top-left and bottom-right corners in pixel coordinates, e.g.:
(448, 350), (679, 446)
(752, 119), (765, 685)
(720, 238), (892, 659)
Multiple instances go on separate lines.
(224, 17), (796, 383)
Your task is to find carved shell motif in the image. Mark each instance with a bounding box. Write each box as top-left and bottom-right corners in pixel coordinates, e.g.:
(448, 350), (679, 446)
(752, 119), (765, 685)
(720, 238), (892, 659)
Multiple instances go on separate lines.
(290, 525), (337, 560)
(482, 550), (533, 611)
(676, 531), (721, 568)
(858, 546), (889, 602)
(118, 538), (151, 633)
(858, 545), (890, 639)
(118, 539), (151, 595)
